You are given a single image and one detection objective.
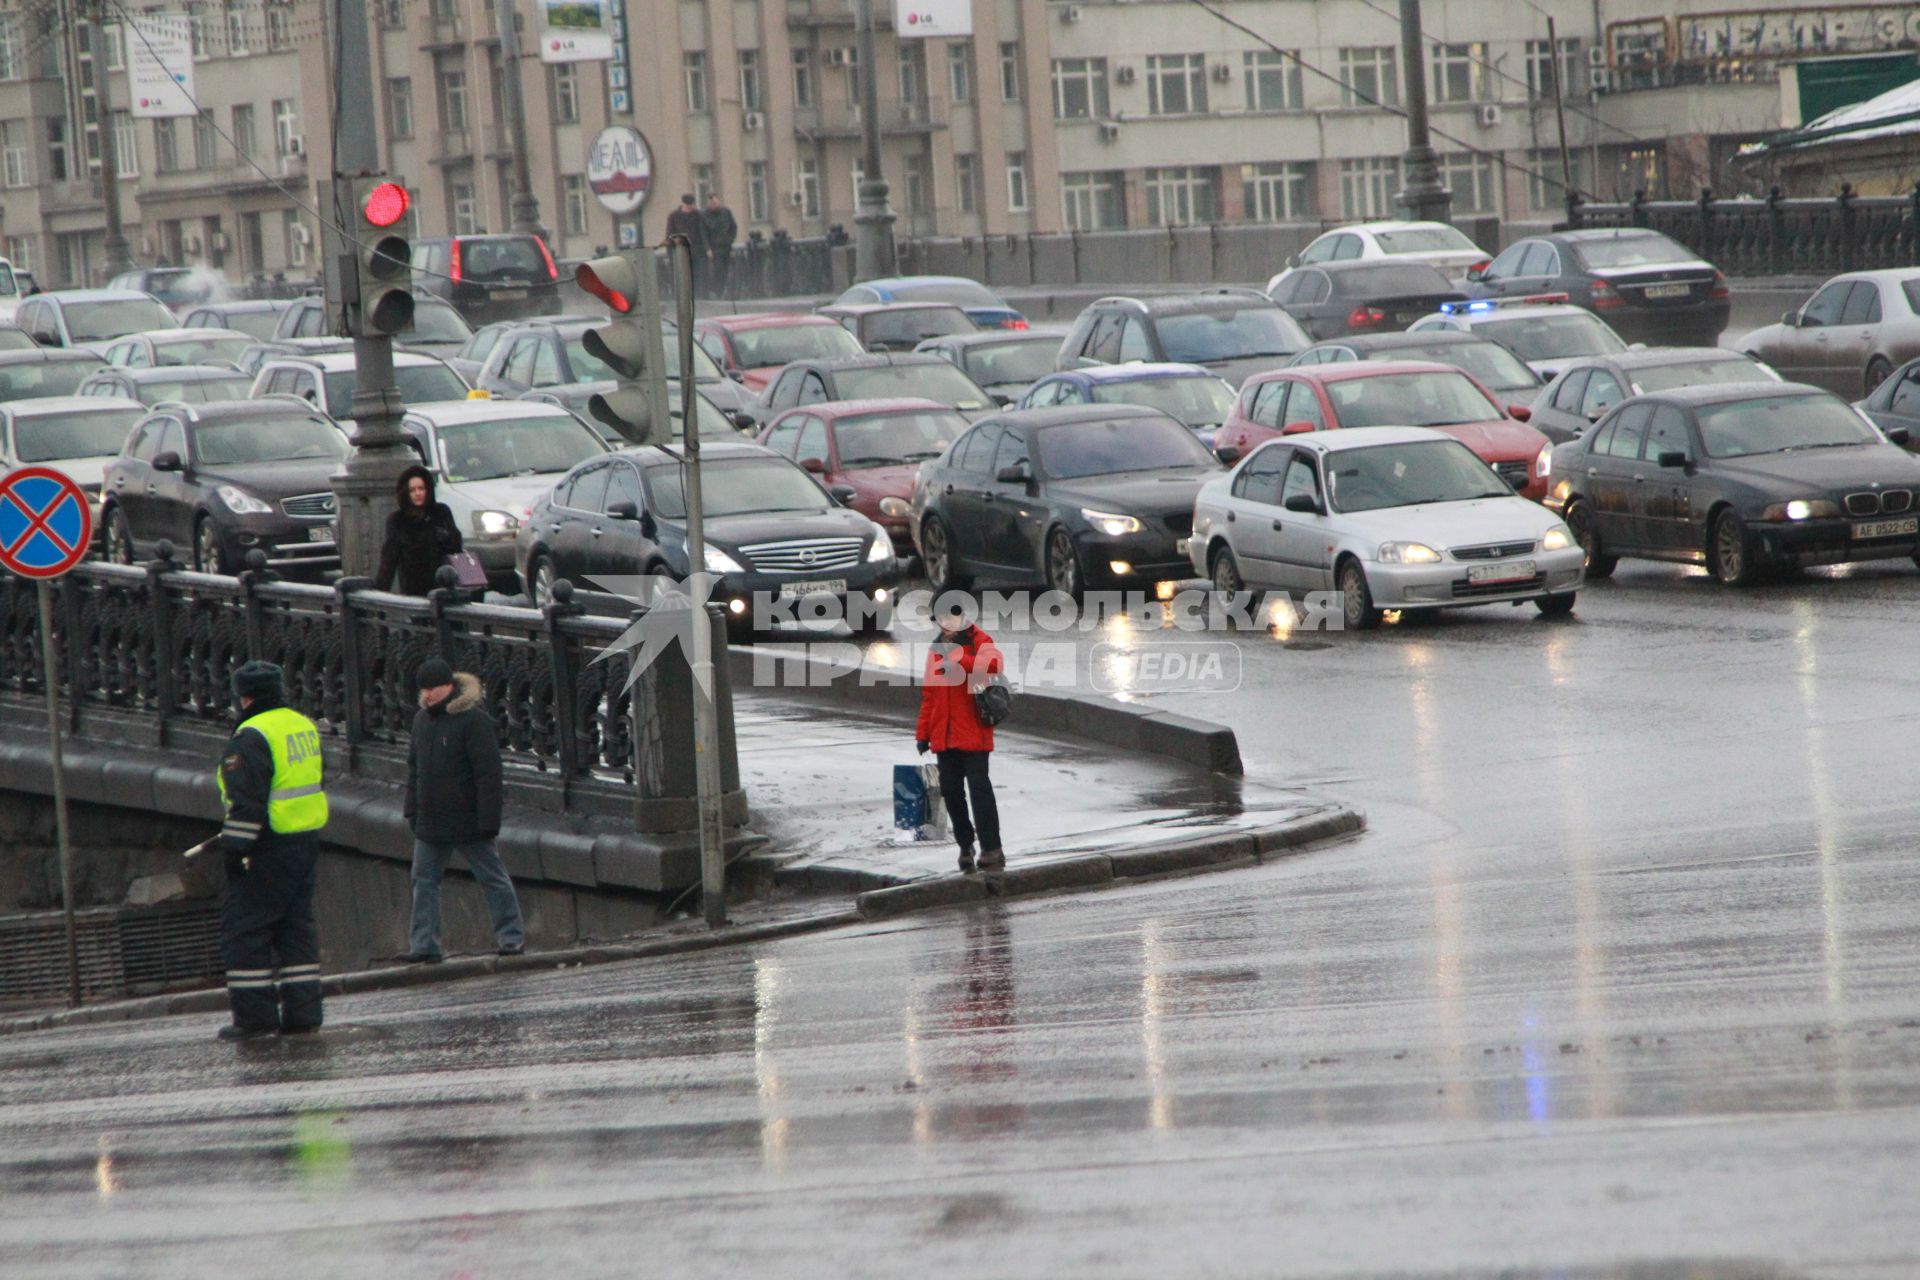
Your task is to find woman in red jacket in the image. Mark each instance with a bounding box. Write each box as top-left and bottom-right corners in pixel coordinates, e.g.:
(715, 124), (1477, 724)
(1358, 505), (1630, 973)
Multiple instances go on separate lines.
(917, 599), (1004, 873)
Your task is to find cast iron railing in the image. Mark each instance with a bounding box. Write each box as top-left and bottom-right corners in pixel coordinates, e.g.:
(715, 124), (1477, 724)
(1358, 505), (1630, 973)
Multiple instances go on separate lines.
(1567, 185), (1920, 277)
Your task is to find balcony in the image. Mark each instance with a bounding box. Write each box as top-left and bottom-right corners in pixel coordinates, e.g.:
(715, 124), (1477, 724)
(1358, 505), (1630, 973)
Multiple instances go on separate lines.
(786, 0), (892, 28)
(482, 121), (513, 158)
(431, 128), (472, 163)
(796, 99), (945, 139)
(422, 14), (466, 49)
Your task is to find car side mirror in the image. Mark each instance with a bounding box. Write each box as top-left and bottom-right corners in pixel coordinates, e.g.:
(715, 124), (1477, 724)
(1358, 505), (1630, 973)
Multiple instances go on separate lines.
(1656, 450), (1691, 469)
(991, 392), (1014, 408)
(1507, 404), (1533, 422)
(995, 462), (1031, 484)
(152, 450), (182, 472)
(1585, 408), (1605, 423)
(1781, 310), (1800, 327)
(728, 369), (745, 383)
(800, 456), (826, 473)
(1215, 446), (1241, 465)
(1883, 426), (1910, 446)
(729, 411), (756, 431)
(1282, 492), (1320, 514)
(605, 499), (638, 520)
(1285, 254), (1300, 269)
(828, 483), (858, 506)
(1280, 420), (1316, 436)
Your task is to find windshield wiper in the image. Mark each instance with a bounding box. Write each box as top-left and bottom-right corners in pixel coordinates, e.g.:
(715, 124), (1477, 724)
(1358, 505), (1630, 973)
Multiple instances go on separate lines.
(839, 455), (906, 467)
(1780, 440), (1864, 451)
(902, 449), (945, 461)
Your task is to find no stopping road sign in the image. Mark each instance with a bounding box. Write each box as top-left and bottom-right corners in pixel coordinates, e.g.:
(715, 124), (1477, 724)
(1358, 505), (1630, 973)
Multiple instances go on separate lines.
(0, 467), (93, 580)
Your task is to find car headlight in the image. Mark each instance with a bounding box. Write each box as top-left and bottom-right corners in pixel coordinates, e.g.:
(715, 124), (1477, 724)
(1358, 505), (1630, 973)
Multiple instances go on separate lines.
(1378, 541), (1442, 564)
(1762, 499), (1841, 522)
(1081, 508), (1144, 536)
(216, 484), (273, 515)
(702, 544), (745, 573)
(878, 495), (911, 518)
(1536, 443), (1552, 478)
(1541, 524), (1574, 552)
(866, 528), (894, 562)
(471, 509), (519, 539)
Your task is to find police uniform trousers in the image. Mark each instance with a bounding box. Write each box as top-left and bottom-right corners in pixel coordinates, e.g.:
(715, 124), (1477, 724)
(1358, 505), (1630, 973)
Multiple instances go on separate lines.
(222, 834), (324, 1032)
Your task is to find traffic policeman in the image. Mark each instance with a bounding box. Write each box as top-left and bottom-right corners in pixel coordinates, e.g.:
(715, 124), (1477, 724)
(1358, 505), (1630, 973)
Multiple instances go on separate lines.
(216, 660), (328, 1041)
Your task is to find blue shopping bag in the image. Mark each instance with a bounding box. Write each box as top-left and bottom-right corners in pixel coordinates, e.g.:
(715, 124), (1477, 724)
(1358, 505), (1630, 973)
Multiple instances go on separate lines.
(893, 763), (946, 839)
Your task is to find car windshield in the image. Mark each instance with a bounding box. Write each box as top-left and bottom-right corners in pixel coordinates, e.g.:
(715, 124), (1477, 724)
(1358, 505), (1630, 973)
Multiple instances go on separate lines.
(457, 237), (550, 281)
(66, 299), (178, 341)
(1572, 233), (1696, 270)
(964, 339), (1060, 388)
(1696, 394), (1880, 459)
(1090, 376), (1237, 428)
(1331, 264), (1456, 297)
(403, 303), (473, 342)
(1392, 341), (1538, 394)
(143, 374), (252, 403)
(12, 408), (141, 462)
(645, 457), (828, 519)
(153, 335), (252, 366)
(882, 280), (1004, 307)
(838, 364), (993, 411)
(1627, 357), (1779, 393)
(1036, 415), (1218, 478)
(833, 410), (968, 468)
(208, 310), (283, 340)
(1478, 313), (1627, 361)
(0, 358), (103, 398)
(730, 323), (863, 368)
(325, 364), (468, 416)
(560, 335), (618, 383)
(861, 307), (974, 349)
(1373, 226), (1479, 254)
(1155, 307), (1306, 363)
(1326, 370), (1503, 428)
(195, 416), (349, 465)
(1326, 440), (1513, 512)
(436, 415), (606, 482)
(659, 331), (725, 379)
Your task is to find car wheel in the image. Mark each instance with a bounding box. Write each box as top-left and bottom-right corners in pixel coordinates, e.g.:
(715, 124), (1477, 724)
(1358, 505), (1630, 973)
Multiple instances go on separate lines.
(920, 516), (971, 592)
(1709, 508), (1755, 586)
(103, 507), (134, 565)
(1337, 557), (1381, 631)
(1564, 500), (1615, 579)
(192, 516), (225, 574)
(528, 555), (556, 606)
(1209, 544), (1248, 605)
(1045, 526), (1083, 600)
(1865, 356), (1893, 397)
(1536, 592), (1577, 617)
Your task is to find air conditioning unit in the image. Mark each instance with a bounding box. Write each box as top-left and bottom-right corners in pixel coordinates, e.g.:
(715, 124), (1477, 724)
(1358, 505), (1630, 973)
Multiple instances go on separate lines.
(744, 111), (764, 131)
(1587, 44), (1607, 68)
(788, 190), (806, 207)
(292, 224), (313, 246)
(1211, 63), (1233, 83)
(1476, 103), (1502, 127)
(824, 47), (853, 68)
(1115, 64), (1136, 85)
(1060, 4), (1081, 21)
(1099, 120), (1120, 142)
(286, 135), (305, 156)
(1588, 66), (1610, 93)
(210, 230), (229, 251)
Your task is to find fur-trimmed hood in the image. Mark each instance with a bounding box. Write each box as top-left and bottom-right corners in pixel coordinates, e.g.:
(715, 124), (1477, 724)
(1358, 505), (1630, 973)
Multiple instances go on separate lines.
(421, 671), (483, 714)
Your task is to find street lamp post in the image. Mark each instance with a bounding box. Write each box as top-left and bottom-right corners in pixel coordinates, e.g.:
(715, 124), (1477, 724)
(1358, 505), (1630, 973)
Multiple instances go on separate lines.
(85, 5), (135, 276)
(851, 0), (896, 280)
(1394, 0), (1453, 224)
(493, 0), (548, 241)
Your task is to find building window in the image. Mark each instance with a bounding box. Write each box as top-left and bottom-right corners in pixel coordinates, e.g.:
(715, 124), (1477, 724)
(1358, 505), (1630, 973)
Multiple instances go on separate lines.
(845, 47), (861, 103)
(451, 180), (478, 234)
(948, 41), (972, 103)
(378, 0), (404, 28)
(1428, 41), (1489, 104)
(385, 78), (412, 140)
(438, 69), (467, 133)
(232, 103), (256, 158)
(1146, 53), (1207, 116)
(46, 118), (67, 182)
(1, 119), (27, 188)
(1145, 166), (1216, 226)
(1338, 46), (1397, 107)
(999, 42), (1021, 102)
(955, 153), (978, 215)
(1006, 151), (1028, 211)
(552, 64), (579, 124)
(792, 48), (813, 108)
(0, 18), (18, 81)
(1528, 147), (1585, 210)
(739, 50), (762, 113)
(1525, 38), (1580, 100)
(684, 52), (708, 113)
(1436, 152), (1498, 216)
(283, 209), (307, 266)
(1339, 156), (1401, 218)
(154, 118), (180, 173)
(693, 163), (714, 205)
(562, 174), (588, 235)
(1241, 161), (1311, 221)
(1051, 58), (1109, 120)
(905, 152), (929, 214)
(1061, 171), (1124, 230)
(113, 112), (137, 177)
(188, 3), (209, 59)
(193, 108), (219, 169)
(797, 156), (819, 217)
(900, 42), (924, 109)
(487, 48), (507, 125)
(102, 23), (124, 69)
(267, 3), (291, 49)
(273, 98), (297, 156)
(746, 160), (768, 222)
(225, 1), (248, 55)
(5, 235), (32, 273)
(1243, 51), (1301, 111)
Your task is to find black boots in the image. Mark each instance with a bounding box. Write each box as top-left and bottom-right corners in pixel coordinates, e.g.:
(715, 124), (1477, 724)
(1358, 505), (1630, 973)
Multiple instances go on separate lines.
(957, 846), (976, 873)
(978, 848), (1006, 871)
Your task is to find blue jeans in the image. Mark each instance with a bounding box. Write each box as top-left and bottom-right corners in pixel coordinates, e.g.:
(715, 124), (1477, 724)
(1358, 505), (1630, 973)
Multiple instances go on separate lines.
(410, 839), (525, 957)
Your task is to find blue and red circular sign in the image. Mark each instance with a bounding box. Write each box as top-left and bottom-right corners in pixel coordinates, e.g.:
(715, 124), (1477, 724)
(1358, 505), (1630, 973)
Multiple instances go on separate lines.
(0, 467), (94, 579)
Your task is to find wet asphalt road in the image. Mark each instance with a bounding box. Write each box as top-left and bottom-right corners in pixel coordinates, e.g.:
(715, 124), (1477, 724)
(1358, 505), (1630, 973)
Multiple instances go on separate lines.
(6, 556), (1920, 1278)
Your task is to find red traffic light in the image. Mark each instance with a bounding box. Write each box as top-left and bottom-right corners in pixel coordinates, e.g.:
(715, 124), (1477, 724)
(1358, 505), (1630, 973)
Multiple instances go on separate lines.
(575, 258), (637, 315)
(363, 181), (410, 229)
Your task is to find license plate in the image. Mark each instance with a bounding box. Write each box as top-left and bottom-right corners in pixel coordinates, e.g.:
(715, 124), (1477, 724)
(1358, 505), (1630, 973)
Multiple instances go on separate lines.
(1852, 516), (1918, 539)
(494, 288), (528, 300)
(1466, 559), (1536, 584)
(308, 524), (334, 543)
(1643, 283), (1691, 299)
(779, 577), (847, 599)
(1396, 312), (1421, 324)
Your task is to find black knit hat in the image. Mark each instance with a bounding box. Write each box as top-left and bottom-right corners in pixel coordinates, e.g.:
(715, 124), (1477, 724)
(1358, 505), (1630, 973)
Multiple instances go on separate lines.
(415, 657), (454, 688)
(231, 661), (284, 701)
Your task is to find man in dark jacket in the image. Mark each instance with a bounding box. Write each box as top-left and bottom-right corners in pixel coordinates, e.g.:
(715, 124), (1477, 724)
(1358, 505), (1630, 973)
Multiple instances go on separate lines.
(375, 464), (462, 596)
(915, 599), (1005, 873)
(399, 657), (524, 962)
(702, 193), (738, 298)
(665, 193), (706, 295)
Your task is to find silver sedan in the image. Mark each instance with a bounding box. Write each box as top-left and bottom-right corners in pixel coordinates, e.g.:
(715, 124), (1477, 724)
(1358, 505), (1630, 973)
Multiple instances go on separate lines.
(1738, 268), (1920, 397)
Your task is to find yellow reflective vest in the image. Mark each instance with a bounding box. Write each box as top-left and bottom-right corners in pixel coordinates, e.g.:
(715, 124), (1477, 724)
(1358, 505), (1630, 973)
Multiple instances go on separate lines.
(218, 705), (329, 834)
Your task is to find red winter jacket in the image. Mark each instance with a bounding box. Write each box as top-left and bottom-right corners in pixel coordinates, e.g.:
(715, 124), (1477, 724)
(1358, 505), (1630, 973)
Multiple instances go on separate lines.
(915, 626), (1002, 753)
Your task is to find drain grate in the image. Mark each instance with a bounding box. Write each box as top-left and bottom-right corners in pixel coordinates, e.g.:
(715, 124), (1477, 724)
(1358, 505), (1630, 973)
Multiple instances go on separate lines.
(0, 901), (224, 1002)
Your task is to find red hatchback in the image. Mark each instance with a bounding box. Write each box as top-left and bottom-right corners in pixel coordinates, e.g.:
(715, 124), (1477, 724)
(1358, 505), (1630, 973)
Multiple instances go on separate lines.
(1211, 360), (1553, 501)
(757, 398), (971, 556)
(693, 313), (865, 392)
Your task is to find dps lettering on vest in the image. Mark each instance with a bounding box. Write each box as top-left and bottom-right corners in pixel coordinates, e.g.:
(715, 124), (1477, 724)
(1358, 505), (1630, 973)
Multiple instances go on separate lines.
(219, 706), (329, 834)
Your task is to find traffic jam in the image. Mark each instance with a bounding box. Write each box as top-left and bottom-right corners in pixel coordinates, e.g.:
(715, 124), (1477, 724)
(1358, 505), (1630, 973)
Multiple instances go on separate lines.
(15, 218), (1920, 633)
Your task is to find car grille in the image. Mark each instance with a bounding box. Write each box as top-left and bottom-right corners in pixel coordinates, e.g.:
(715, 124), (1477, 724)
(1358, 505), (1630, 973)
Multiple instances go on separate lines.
(1494, 461), (1530, 488)
(738, 536), (864, 572)
(1846, 489), (1913, 516)
(1164, 513), (1193, 537)
(1452, 540), (1535, 561)
(282, 492), (338, 518)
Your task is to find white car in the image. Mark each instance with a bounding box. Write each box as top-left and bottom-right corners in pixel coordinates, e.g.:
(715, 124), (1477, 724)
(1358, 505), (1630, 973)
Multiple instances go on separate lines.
(1267, 221), (1492, 294)
(1409, 296), (1630, 381)
(249, 350), (472, 428)
(0, 395), (146, 535)
(1190, 425), (1584, 629)
(397, 399), (611, 588)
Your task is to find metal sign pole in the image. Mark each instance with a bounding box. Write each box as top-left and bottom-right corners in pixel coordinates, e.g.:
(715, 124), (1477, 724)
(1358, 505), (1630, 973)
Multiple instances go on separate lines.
(37, 580), (80, 1008)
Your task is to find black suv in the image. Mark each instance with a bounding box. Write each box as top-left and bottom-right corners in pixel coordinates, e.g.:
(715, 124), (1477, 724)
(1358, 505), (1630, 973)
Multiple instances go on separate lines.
(1058, 291), (1309, 387)
(99, 399), (350, 575)
(412, 234), (562, 324)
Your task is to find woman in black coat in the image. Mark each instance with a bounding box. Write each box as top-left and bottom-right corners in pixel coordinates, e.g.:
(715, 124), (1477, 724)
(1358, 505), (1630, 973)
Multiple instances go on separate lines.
(376, 464), (463, 595)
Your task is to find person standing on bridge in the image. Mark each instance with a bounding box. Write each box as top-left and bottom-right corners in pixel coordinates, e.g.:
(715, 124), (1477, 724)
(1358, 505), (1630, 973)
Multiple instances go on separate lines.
(665, 193), (707, 294)
(375, 464), (462, 597)
(916, 598), (1006, 874)
(216, 661), (328, 1041)
(703, 193), (738, 298)
(398, 657), (524, 963)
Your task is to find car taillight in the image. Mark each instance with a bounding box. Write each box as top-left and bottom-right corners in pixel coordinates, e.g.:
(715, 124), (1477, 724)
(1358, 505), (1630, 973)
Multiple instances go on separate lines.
(1004, 317), (1029, 330)
(1708, 270), (1730, 300)
(1349, 306), (1387, 329)
(1589, 279), (1623, 308)
(535, 235), (559, 282)
(1467, 259), (1490, 276)
(449, 239), (462, 284)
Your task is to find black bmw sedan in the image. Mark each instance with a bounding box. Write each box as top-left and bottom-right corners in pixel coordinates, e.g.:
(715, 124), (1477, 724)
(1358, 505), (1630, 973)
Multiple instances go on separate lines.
(1543, 383), (1920, 585)
(910, 404), (1221, 597)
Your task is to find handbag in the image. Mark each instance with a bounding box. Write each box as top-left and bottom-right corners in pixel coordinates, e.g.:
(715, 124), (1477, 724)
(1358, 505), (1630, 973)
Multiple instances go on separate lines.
(444, 549), (489, 591)
(973, 673), (1012, 727)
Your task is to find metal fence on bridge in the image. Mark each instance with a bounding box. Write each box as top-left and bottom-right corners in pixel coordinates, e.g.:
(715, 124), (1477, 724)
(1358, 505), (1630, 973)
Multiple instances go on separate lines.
(1567, 186), (1920, 278)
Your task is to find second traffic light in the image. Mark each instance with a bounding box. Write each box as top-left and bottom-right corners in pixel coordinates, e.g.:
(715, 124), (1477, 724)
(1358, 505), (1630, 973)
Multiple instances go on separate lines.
(352, 177), (414, 337)
(576, 254), (671, 446)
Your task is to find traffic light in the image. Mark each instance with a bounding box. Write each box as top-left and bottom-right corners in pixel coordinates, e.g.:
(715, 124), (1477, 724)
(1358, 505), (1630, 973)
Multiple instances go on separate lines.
(351, 177), (414, 337)
(576, 253), (670, 446)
